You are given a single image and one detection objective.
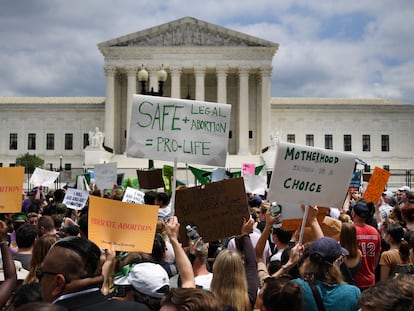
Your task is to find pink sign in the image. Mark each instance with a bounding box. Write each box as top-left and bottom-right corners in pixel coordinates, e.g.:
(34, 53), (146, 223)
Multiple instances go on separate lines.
(242, 163), (256, 175)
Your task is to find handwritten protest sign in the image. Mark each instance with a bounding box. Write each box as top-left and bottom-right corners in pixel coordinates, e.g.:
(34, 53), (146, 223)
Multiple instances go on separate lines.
(363, 166), (391, 203)
(268, 142), (356, 220)
(94, 162), (117, 190)
(0, 167), (24, 213)
(127, 95), (231, 167)
(175, 178), (250, 244)
(88, 196), (158, 252)
(29, 168), (59, 187)
(63, 188), (89, 210)
(122, 187), (145, 204)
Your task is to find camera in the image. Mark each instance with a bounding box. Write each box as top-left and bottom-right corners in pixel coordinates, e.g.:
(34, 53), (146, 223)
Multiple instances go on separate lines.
(270, 202), (282, 216)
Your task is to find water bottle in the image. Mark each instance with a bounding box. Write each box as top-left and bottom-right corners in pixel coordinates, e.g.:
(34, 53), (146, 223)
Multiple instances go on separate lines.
(186, 225), (205, 252)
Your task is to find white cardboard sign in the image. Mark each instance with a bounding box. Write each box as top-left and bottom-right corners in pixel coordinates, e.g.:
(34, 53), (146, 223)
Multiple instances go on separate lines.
(94, 162), (117, 190)
(127, 95), (231, 167)
(243, 174), (267, 196)
(29, 168), (60, 187)
(63, 188), (89, 210)
(268, 141), (356, 210)
(122, 187), (145, 204)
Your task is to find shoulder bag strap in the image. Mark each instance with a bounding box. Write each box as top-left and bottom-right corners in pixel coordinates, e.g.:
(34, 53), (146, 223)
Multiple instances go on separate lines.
(308, 281), (326, 311)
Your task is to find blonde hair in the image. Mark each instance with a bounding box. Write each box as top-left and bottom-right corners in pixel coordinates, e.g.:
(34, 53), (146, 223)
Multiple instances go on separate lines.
(25, 234), (60, 284)
(211, 249), (250, 311)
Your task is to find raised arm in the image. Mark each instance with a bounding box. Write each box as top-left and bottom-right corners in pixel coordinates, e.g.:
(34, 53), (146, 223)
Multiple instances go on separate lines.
(0, 220), (17, 308)
(165, 216), (195, 288)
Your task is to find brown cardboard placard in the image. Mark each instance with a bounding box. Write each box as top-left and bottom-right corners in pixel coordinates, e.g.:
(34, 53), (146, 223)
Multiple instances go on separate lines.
(175, 177), (250, 244)
(136, 169), (164, 189)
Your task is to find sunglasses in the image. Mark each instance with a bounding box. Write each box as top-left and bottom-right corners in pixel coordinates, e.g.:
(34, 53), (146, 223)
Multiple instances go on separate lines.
(36, 268), (60, 281)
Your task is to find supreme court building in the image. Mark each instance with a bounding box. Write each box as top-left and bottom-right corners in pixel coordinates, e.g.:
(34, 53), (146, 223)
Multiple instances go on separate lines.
(1, 17), (413, 184)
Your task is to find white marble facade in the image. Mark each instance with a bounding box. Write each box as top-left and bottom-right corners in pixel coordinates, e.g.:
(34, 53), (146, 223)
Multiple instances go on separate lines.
(0, 17), (413, 175)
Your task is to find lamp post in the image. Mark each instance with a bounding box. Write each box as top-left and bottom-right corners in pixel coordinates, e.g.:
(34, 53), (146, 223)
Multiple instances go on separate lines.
(59, 156), (63, 189)
(138, 64), (168, 96)
(59, 156), (63, 171)
(137, 64), (168, 169)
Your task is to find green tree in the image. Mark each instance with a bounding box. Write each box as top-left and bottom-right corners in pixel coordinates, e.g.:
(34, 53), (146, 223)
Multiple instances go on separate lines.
(15, 153), (44, 173)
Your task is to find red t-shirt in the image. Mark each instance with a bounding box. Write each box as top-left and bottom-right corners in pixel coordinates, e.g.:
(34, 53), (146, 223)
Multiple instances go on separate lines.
(354, 223), (381, 289)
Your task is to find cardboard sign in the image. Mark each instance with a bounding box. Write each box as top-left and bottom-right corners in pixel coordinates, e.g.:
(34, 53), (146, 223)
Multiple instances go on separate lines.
(242, 163), (256, 175)
(268, 142), (356, 216)
(88, 196), (159, 253)
(363, 166), (391, 203)
(349, 171), (361, 192)
(63, 188), (89, 210)
(29, 168), (59, 187)
(175, 178), (250, 244)
(94, 162), (117, 190)
(127, 95), (231, 167)
(0, 167), (24, 213)
(243, 174), (267, 196)
(137, 169), (164, 189)
(122, 187), (145, 204)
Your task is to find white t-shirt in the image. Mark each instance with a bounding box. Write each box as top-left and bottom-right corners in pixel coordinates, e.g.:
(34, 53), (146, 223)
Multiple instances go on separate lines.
(195, 273), (213, 291)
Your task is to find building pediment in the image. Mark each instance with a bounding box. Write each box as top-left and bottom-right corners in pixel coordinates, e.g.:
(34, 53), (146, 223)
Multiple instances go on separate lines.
(98, 16), (278, 49)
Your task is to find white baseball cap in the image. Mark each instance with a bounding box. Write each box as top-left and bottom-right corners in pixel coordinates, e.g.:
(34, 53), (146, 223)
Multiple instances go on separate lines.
(113, 262), (170, 298)
(398, 186), (411, 192)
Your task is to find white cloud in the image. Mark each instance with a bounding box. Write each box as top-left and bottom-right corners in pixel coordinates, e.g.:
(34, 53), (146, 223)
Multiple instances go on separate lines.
(0, 0), (413, 104)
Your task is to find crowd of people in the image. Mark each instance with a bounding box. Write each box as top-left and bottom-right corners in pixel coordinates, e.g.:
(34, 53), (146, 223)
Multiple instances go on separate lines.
(0, 181), (414, 310)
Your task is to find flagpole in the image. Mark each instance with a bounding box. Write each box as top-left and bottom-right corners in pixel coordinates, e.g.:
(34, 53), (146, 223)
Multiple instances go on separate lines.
(298, 204), (309, 245)
(170, 157), (178, 216)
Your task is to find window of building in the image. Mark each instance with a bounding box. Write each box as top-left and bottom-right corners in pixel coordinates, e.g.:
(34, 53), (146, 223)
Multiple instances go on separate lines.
(64, 163), (71, 171)
(306, 134), (314, 146)
(362, 134), (370, 152)
(9, 133), (18, 150)
(381, 135), (390, 152)
(287, 134), (295, 143)
(65, 133), (73, 150)
(344, 134), (352, 151)
(325, 134), (333, 150)
(83, 133), (89, 149)
(28, 133), (36, 150)
(46, 133), (55, 150)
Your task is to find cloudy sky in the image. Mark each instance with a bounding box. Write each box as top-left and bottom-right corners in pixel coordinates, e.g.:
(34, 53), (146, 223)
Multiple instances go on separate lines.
(1, 1), (413, 104)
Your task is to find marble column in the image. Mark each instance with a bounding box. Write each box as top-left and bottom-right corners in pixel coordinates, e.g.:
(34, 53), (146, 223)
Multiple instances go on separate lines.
(104, 66), (117, 151)
(170, 65), (182, 99)
(194, 65), (206, 101)
(216, 65), (228, 104)
(260, 66), (272, 151)
(238, 66), (250, 155)
(125, 66), (137, 150)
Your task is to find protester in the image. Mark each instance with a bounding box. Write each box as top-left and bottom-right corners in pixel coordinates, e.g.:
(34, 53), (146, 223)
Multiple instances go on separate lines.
(358, 276), (414, 311)
(351, 201), (381, 290)
(160, 288), (222, 311)
(379, 223), (412, 280)
(260, 276), (303, 311)
(211, 218), (258, 311)
(25, 234), (60, 284)
(113, 262), (170, 310)
(339, 222), (362, 284)
(13, 223), (38, 270)
(39, 236), (150, 310)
